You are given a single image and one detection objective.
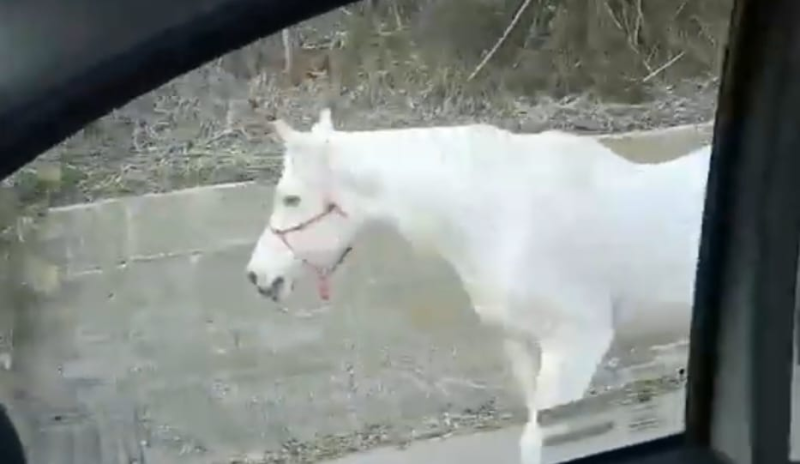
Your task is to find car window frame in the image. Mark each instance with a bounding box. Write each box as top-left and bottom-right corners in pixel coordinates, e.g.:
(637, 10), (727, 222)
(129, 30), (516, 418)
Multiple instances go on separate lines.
(1, 0), (799, 464)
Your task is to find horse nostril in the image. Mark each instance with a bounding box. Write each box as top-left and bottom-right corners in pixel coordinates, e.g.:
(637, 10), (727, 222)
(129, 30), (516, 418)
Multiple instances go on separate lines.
(267, 277), (285, 297)
(247, 271), (257, 286)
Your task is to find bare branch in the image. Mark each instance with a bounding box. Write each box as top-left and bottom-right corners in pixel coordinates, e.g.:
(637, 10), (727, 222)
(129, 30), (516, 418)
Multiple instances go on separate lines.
(282, 28), (294, 76)
(633, 0), (644, 51)
(642, 51), (686, 83)
(603, 1), (625, 32)
(467, 0), (535, 82)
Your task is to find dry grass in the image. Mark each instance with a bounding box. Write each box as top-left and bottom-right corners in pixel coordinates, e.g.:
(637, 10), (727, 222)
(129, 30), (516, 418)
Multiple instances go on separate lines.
(530, 0), (732, 100)
(12, 0), (731, 206)
(333, 0), (731, 102)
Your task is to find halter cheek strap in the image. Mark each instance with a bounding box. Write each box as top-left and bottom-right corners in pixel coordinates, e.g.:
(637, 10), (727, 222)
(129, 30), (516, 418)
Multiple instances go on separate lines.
(269, 201), (351, 301)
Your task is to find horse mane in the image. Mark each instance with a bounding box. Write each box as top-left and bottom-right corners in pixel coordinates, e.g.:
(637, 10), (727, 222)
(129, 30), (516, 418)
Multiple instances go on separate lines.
(325, 122), (530, 180)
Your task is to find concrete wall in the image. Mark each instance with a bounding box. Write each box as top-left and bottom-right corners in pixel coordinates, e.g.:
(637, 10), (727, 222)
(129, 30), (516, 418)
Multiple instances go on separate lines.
(598, 121), (713, 163)
(5, 122), (713, 464)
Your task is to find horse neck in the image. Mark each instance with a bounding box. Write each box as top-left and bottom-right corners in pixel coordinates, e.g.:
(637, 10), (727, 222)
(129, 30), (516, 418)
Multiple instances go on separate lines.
(328, 128), (499, 278)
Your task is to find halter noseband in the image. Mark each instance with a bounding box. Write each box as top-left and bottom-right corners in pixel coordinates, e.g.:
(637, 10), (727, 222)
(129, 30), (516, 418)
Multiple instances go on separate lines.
(269, 201), (352, 301)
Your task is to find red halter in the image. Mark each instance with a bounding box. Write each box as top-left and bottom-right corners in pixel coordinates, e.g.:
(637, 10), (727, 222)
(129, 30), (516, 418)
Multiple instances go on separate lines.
(269, 201), (351, 301)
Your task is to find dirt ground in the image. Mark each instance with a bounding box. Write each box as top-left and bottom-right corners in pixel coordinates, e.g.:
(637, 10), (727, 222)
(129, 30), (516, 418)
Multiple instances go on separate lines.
(243, 371), (687, 463)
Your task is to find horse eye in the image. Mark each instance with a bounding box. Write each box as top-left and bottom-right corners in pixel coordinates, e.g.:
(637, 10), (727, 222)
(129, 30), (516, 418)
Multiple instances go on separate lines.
(283, 195), (301, 207)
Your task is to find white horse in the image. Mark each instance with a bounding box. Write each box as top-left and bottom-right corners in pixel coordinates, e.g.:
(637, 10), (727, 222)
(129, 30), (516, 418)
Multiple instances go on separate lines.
(246, 109), (711, 464)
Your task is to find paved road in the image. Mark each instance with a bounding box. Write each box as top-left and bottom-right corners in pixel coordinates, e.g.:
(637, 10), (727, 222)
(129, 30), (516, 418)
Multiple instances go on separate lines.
(326, 389), (685, 464)
(330, 364), (800, 464)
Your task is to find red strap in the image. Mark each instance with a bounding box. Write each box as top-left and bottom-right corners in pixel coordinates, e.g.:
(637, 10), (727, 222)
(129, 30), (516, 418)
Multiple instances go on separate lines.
(317, 274), (331, 301)
(270, 201), (348, 301)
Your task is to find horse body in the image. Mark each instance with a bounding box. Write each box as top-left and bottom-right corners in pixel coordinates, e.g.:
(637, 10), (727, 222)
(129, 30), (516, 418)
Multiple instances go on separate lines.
(326, 124), (708, 337)
(246, 111), (711, 464)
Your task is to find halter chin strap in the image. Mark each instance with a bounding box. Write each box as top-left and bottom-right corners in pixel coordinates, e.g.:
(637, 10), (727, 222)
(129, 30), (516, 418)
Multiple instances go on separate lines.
(269, 201), (352, 301)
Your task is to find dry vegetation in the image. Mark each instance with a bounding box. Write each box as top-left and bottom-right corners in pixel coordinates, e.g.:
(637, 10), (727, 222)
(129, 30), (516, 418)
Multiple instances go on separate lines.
(13, 0), (731, 206)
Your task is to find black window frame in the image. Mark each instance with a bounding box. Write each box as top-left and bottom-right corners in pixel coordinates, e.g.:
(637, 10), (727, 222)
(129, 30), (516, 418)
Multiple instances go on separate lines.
(1, 0), (799, 464)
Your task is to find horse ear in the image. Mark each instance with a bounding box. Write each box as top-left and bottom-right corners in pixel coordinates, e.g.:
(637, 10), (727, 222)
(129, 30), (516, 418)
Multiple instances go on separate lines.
(271, 119), (296, 143)
(312, 108), (334, 133)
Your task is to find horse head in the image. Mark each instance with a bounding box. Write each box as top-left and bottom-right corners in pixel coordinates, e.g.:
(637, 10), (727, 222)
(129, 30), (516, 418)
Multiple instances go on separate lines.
(246, 109), (361, 303)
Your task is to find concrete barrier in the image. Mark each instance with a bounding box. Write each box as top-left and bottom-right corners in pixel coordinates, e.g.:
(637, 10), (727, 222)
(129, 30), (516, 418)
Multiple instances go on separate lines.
(598, 121), (714, 163)
(8, 122), (712, 464)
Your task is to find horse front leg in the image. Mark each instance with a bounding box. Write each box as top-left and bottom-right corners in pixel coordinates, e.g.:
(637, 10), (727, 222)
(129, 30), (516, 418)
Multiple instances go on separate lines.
(503, 324), (613, 464)
(535, 322), (614, 411)
(504, 337), (545, 464)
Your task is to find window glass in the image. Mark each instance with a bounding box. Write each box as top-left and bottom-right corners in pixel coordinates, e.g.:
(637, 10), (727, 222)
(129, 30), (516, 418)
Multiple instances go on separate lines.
(0, 1), (731, 462)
